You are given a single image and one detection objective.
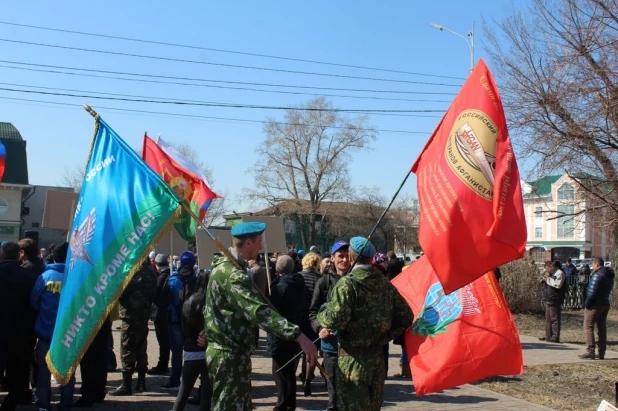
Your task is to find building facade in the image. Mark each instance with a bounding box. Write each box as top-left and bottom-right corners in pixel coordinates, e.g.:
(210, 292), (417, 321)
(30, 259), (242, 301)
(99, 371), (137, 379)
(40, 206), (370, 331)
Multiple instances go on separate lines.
(523, 174), (611, 262)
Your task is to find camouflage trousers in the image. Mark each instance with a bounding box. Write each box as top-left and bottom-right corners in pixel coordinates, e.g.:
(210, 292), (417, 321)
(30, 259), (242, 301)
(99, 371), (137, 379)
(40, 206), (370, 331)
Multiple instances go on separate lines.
(206, 346), (252, 411)
(337, 353), (386, 411)
(120, 318), (149, 373)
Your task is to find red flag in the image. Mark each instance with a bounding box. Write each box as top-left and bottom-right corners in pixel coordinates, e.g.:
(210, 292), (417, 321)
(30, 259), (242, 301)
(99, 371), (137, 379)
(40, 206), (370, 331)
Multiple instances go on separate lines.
(392, 256), (523, 396)
(142, 135), (220, 239)
(411, 59), (526, 294)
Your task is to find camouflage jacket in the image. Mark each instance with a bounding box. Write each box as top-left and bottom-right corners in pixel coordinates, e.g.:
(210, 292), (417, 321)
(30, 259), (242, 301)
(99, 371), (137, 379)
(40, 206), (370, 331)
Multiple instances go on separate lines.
(119, 259), (157, 323)
(204, 249), (301, 353)
(317, 265), (413, 349)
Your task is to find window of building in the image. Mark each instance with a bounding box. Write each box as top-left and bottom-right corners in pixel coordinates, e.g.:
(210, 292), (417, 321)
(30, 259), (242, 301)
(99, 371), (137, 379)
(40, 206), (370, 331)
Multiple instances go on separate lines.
(557, 204), (575, 238)
(534, 206), (543, 222)
(284, 219), (295, 234)
(558, 183), (575, 201)
(0, 198), (8, 216)
(535, 227), (542, 239)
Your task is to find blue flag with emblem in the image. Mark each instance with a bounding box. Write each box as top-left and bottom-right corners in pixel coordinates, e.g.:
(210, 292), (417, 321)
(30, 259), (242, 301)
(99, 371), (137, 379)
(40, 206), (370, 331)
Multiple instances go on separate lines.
(47, 113), (181, 384)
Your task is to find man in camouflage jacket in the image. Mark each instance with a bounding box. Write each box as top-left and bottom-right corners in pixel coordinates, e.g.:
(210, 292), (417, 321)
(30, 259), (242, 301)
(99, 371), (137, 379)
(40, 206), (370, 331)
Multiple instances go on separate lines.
(204, 222), (318, 411)
(111, 258), (157, 396)
(318, 237), (413, 411)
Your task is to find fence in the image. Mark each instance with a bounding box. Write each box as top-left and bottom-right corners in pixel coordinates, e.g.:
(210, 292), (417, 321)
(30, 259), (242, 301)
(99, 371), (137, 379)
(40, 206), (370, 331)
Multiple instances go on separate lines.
(561, 274), (589, 309)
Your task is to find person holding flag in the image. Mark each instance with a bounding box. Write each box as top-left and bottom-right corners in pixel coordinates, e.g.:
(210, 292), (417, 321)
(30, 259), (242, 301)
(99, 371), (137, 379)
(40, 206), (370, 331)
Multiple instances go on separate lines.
(204, 222), (318, 411)
(317, 237), (413, 411)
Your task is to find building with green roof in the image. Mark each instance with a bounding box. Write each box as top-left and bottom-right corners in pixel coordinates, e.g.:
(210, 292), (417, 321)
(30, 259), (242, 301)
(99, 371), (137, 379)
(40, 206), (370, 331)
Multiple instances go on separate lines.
(522, 173), (610, 263)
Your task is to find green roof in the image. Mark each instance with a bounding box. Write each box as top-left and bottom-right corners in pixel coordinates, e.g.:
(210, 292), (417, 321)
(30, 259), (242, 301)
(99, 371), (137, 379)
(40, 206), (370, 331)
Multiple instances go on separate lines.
(524, 175), (561, 197)
(0, 122), (24, 141)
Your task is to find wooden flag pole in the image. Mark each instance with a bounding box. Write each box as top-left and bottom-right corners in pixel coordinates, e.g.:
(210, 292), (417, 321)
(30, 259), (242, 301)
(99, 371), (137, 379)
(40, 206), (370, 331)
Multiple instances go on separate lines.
(180, 202), (327, 379)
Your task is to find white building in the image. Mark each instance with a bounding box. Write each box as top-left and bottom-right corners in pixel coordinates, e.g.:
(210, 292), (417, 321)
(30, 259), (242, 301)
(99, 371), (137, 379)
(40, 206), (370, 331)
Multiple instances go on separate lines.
(522, 174), (610, 262)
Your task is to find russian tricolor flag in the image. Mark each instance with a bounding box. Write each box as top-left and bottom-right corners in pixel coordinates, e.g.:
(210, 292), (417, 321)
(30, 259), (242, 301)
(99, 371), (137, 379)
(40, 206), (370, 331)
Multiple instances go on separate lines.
(0, 140), (6, 184)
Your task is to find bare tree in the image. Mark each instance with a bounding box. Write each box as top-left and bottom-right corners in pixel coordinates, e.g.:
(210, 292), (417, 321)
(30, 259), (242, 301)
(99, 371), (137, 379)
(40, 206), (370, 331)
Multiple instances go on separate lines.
(60, 142), (226, 225)
(485, 0), (618, 264)
(249, 97), (376, 248)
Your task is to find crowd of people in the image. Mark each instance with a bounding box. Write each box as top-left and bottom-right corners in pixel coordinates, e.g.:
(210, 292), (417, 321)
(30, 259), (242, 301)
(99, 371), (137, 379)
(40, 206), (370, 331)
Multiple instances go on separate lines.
(0, 223), (415, 411)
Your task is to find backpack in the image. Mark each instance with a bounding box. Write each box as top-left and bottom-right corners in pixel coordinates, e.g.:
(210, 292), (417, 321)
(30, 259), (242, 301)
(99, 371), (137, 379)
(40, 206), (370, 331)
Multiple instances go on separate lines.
(167, 273), (196, 322)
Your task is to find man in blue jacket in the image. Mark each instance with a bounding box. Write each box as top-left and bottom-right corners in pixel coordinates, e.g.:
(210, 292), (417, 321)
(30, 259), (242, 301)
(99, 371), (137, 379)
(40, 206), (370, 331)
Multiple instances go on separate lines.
(30, 242), (75, 411)
(309, 240), (350, 411)
(162, 251), (197, 390)
(580, 257), (615, 360)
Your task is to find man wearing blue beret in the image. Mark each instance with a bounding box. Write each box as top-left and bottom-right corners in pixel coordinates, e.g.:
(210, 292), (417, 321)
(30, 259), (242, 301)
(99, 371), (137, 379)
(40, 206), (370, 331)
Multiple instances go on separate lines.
(317, 236), (414, 411)
(204, 221), (318, 411)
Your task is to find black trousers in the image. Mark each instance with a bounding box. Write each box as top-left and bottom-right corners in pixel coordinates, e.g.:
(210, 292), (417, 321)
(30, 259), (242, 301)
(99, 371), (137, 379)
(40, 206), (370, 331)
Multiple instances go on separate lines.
(272, 353), (299, 411)
(79, 320), (111, 402)
(323, 352), (338, 411)
(154, 317), (170, 368)
(0, 342), (31, 411)
(172, 358), (212, 411)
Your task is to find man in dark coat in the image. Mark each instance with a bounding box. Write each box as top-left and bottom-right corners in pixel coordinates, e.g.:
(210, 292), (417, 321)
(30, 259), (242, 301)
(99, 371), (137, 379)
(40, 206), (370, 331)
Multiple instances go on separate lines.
(580, 257), (615, 360)
(0, 241), (36, 411)
(148, 254), (171, 375)
(267, 266), (305, 411)
(386, 251), (404, 281)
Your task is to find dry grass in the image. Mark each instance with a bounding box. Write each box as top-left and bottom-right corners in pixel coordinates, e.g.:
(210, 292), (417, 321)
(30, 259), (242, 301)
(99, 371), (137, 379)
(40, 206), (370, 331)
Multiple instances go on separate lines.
(476, 311), (618, 410)
(514, 310), (618, 347)
(475, 362), (618, 411)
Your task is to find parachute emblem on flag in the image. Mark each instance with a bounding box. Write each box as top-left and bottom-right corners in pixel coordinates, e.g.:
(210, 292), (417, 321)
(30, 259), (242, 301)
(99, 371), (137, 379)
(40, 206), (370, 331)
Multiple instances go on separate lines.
(445, 109), (498, 200)
(69, 207), (97, 271)
(412, 281), (481, 338)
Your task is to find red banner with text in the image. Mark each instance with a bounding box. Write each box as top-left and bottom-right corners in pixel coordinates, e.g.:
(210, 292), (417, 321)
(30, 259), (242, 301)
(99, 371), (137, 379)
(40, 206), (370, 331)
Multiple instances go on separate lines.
(411, 59), (526, 294)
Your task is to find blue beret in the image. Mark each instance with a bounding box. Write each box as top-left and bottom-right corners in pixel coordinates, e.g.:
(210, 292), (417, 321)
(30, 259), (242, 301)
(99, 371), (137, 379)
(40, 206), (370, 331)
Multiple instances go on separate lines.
(350, 236), (376, 258)
(231, 222), (267, 238)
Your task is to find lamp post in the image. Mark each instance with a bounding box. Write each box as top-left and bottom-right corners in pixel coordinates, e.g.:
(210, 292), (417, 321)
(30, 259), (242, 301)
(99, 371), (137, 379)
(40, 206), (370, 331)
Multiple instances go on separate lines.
(430, 22), (474, 73)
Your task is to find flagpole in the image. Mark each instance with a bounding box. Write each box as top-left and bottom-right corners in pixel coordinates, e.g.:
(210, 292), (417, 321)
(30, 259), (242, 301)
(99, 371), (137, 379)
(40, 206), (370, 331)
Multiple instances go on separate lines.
(180, 202), (328, 380)
(262, 230), (272, 296)
(348, 170), (413, 272)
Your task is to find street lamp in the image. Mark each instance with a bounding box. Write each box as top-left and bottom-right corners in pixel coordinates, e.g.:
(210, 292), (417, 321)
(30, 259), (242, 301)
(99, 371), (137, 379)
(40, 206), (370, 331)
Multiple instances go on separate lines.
(430, 22), (475, 73)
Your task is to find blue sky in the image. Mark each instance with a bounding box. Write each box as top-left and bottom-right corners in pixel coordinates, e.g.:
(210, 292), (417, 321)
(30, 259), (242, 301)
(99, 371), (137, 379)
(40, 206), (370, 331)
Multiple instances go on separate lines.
(0, 1), (524, 213)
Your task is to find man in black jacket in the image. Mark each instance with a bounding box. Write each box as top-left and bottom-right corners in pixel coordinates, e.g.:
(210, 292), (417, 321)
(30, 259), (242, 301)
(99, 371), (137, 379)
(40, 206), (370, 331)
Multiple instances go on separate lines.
(149, 254), (171, 375)
(386, 251), (404, 281)
(580, 257), (615, 360)
(0, 241), (36, 411)
(539, 260), (565, 343)
(267, 266), (305, 411)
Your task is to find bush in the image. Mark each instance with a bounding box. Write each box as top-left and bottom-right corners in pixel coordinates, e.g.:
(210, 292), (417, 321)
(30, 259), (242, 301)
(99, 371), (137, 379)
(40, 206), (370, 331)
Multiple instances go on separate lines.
(499, 258), (544, 313)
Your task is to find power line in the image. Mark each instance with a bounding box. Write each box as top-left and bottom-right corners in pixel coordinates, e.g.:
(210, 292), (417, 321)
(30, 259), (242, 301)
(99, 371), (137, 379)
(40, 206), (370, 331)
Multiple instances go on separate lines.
(0, 21), (466, 81)
(0, 60), (457, 96)
(0, 86), (444, 117)
(0, 38), (463, 87)
(0, 63), (454, 103)
(0, 96), (434, 135)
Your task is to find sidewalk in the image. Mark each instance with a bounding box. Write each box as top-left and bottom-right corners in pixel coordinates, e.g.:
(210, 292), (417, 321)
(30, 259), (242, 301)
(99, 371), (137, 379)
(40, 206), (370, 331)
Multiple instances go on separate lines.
(7, 325), (561, 410)
(520, 334), (618, 366)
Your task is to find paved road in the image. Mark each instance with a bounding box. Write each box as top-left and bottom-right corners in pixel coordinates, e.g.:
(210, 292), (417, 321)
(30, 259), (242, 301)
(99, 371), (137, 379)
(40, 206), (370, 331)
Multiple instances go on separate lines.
(5, 323), (563, 410)
(29, 323), (558, 410)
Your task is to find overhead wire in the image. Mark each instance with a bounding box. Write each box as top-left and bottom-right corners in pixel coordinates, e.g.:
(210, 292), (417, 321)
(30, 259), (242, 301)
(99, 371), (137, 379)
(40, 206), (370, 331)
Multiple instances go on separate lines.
(0, 63), (455, 103)
(0, 38), (463, 87)
(0, 20), (467, 81)
(0, 60), (458, 96)
(0, 86), (444, 117)
(0, 96), (435, 135)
